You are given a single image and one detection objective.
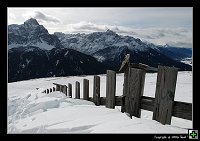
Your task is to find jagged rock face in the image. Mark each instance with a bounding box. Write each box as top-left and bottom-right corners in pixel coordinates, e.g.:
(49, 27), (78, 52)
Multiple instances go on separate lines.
(54, 30), (149, 55)
(8, 18), (63, 50)
(8, 46), (107, 83)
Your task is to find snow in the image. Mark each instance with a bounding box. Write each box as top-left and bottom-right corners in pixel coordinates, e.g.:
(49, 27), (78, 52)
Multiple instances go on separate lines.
(34, 40), (55, 50)
(26, 59), (31, 65)
(21, 64), (25, 68)
(64, 51), (69, 56)
(93, 55), (106, 62)
(56, 60), (59, 66)
(8, 71), (192, 133)
(181, 58), (192, 66)
(56, 31), (149, 54)
(8, 40), (55, 51)
(8, 43), (24, 49)
(25, 48), (35, 52)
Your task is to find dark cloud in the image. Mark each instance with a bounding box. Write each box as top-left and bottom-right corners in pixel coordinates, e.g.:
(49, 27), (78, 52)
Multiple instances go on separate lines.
(158, 32), (165, 37)
(33, 11), (61, 24)
(74, 23), (105, 32)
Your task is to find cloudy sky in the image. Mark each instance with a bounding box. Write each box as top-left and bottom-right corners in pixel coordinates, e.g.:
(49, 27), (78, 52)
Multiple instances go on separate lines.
(8, 7), (193, 48)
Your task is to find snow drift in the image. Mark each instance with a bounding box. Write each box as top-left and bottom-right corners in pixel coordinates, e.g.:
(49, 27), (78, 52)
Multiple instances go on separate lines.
(8, 72), (192, 133)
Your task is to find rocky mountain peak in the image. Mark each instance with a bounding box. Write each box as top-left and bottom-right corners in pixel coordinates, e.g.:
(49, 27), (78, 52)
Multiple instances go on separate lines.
(105, 29), (116, 35)
(24, 18), (40, 26)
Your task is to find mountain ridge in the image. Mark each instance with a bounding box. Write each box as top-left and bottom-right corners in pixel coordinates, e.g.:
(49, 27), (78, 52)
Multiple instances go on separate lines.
(8, 18), (192, 82)
(54, 30), (192, 71)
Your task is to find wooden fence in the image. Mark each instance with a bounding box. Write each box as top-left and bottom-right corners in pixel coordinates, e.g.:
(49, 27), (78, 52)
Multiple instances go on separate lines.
(42, 55), (192, 125)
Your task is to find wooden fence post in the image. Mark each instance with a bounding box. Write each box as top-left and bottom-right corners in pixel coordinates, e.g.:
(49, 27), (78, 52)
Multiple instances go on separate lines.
(60, 85), (64, 93)
(106, 70), (116, 109)
(152, 66), (178, 125)
(93, 75), (100, 105)
(56, 85), (60, 91)
(68, 83), (72, 98)
(83, 79), (89, 100)
(63, 85), (67, 96)
(121, 68), (129, 113)
(126, 68), (146, 118)
(75, 81), (80, 99)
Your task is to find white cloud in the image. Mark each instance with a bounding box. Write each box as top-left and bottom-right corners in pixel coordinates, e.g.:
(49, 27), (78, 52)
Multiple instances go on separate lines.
(8, 13), (16, 24)
(9, 13), (16, 19)
(8, 8), (192, 48)
(62, 21), (192, 48)
(64, 21), (109, 33)
(22, 11), (61, 24)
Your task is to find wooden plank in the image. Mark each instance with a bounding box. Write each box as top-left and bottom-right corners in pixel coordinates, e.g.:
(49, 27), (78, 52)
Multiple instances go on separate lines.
(93, 76), (100, 106)
(68, 83), (72, 98)
(53, 83), (66, 92)
(126, 68), (146, 118)
(121, 68), (129, 113)
(106, 70), (116, 109)
(140, 96), (192, 120)
(115, 96), (123, 106)
(173, 101), (192, 120)
(101, 96), (122, 106)
(130, 63), (158, 72)
(75, 81), (80, 99)
(153, 66), (178, 125)
(88, 96), (192, 120)
(83, 79), (89, 100)
(140, 96), (155, 112)
(53, 83), (63, 86)
(89, 96), (123, 106)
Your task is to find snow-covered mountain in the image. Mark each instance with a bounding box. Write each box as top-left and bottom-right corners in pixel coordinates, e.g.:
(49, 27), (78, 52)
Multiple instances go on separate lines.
(8, 18), (192, 82)
(54, 30), (192, 71)
(8, 46), (107, 82)
(54, 29), (150, 54)
(8, 18), (63, 50)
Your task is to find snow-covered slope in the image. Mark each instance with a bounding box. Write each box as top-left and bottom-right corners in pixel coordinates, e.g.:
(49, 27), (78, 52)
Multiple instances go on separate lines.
(8, 71), (192, 133)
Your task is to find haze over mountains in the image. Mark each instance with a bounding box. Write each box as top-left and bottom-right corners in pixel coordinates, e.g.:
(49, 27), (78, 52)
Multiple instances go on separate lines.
(8, 18), (192, 82)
